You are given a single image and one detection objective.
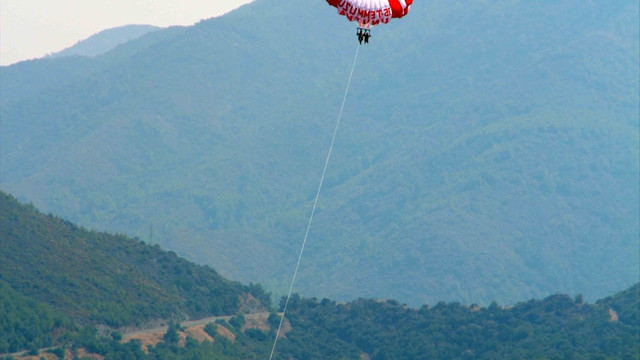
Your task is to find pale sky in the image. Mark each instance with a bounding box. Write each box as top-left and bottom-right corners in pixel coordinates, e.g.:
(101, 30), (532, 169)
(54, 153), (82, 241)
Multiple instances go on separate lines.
(0, 0), (255, 66)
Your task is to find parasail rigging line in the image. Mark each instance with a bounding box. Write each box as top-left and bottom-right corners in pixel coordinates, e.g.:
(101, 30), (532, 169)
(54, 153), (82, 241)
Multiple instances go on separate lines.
(268, 43), (361, 360)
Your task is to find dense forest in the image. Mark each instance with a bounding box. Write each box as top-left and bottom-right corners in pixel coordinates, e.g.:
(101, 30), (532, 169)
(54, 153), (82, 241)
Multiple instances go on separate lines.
(1, 191), (638, 359)
(0, 191), (271, 353)
(273, 291), (639, 359)
(3, 287), (638, 359)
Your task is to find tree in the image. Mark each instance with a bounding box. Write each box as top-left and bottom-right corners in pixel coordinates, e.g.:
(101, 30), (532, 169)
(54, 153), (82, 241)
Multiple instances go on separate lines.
(111, 331), (122, 341)
(229, 314), (245, 331)
(203, 323), (218, 338)
(163, 321), (180, 344)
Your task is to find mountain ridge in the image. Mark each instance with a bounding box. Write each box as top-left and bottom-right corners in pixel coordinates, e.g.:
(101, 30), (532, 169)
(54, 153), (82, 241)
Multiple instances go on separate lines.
(48, 24), (162, 59)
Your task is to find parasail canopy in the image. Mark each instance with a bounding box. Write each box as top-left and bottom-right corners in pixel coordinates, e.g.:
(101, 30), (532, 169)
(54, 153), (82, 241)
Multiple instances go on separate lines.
(326, 0), (413, 26)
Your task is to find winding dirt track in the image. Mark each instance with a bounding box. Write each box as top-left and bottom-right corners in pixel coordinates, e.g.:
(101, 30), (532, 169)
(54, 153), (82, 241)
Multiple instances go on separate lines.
(121, 312), (270, 339)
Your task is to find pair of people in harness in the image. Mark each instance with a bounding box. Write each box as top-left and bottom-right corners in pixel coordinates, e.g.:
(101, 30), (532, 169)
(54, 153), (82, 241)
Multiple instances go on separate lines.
(357, 27), (371, 44)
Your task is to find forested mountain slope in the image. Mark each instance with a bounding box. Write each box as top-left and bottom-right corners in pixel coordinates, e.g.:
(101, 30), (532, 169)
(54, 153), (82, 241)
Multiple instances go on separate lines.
(1, 0), (638, 306)
(0, 191), (269, 332)
(0, 192), (637, 358)
(274, 285), (640, 359)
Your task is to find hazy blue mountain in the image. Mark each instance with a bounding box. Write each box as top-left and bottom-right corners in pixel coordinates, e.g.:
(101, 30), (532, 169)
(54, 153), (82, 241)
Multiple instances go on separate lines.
(1, 0), (638, 307)
(49, 24), (161, 59)
(0, 25), (185, 107)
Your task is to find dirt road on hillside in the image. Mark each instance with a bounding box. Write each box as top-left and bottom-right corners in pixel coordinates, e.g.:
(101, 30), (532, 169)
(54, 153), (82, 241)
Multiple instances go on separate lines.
(121, 312), (270, 339)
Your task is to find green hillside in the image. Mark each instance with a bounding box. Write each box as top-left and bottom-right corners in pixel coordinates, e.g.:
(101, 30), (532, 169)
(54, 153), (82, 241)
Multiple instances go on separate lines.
(0, 191), (637, 358)
(0, 191), (269, 334)
(0, 280), (75, 354)
(274, 286), (640, 359)
(1, 0), (638, 306)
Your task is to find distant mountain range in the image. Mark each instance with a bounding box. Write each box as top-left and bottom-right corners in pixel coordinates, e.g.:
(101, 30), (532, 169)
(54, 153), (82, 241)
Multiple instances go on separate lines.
(1, 0), (638, 306)
(48, 25), (161, 59)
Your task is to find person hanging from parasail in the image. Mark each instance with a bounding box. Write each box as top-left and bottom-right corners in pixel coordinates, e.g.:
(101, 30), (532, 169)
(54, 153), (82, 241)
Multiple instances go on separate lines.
(326, 0), (413, 44)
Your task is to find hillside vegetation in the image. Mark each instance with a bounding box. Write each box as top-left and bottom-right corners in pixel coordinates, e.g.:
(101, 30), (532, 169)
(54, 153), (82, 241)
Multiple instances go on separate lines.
(1, 0), (638, 305)
(0, 192), (638, 358)
(0, 191), (270, 335)
(273, 286), (640, 359)
(38, 287), (640, 359)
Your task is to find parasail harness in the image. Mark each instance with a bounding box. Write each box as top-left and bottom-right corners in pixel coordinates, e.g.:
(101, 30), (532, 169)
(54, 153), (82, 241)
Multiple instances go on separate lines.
(357, 27), (372, 44)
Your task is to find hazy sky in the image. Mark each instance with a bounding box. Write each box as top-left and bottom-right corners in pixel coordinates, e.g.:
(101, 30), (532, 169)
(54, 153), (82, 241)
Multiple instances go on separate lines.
(0, 0), (255, 66)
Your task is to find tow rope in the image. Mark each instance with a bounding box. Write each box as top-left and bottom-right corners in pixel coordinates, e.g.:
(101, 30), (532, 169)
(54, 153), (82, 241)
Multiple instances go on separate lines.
(268, 43), (361, 359)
